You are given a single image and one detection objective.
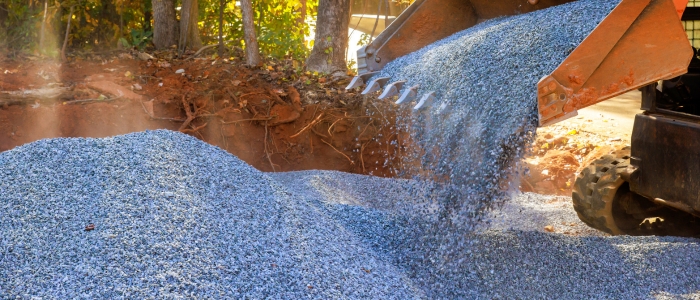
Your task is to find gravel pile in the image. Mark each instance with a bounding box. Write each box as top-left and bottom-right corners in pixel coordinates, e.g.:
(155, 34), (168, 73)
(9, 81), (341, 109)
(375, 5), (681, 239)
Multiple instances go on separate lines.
(273, 170), (700, 299)
(478, 192), (606, 236)
(374, 0), (621, 229)
(0, 131), (419, 299)
(4, 1), (700, 298)
(2, 132), (700, 299)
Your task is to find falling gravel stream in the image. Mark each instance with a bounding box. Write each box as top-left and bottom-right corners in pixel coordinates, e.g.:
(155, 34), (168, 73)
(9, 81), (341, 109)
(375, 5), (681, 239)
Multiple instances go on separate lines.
(2, 0), (700, 298)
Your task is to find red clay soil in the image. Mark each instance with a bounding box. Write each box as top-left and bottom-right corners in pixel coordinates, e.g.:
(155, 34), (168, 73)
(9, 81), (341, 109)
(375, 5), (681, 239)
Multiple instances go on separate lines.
(0, 53), (401, 177)
(0, 52), (626, 194)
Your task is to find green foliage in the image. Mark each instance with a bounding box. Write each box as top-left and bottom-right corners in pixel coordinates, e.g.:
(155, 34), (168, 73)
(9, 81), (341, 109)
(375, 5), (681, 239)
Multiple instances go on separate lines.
(1, 0), (319, 59)
(357, 33), (370, 46)
(199, 0), (317, 60)
(119, 28), (151, 49)
(0, 0), (45, 54)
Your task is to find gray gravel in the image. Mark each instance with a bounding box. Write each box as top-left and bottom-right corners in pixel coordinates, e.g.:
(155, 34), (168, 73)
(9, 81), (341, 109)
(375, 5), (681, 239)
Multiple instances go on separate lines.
(3, 1), (700, 298)
(2, 131), (700, 299)
(0, 131), (420, 299)
(273, 170), (700, 299)
(478, 192), (605, 236)
(373, 0), (621, 229)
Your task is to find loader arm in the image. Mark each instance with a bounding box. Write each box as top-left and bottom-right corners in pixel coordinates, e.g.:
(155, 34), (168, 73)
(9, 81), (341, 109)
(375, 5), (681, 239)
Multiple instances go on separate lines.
(537, 0), (692, 125)
(351, 0), (694, 127)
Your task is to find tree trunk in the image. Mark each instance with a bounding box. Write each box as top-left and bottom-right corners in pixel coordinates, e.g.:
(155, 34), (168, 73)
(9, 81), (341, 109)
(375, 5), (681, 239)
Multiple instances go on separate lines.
(297, 0), (307, 40)
(143, 0), (152, 33)
(306, 0), (350, 74)
(0, 2), (7, 30)
(152, 0), (178, 49)
(239, 0), (262, 66)
(39, 0), (47, 51)
(218, 0), (226, 57)
(61, 6), (74, 62)
(179, 0), (202, 53)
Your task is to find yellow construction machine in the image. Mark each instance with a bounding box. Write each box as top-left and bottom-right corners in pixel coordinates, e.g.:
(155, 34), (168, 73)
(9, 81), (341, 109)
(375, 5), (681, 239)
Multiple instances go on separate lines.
(349, 0), (700, 235)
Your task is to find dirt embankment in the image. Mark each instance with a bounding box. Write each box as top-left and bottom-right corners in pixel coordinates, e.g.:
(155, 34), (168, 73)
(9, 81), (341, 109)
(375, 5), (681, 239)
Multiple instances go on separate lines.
(0, 52), (629, 193)
(0, 52), (404, 177)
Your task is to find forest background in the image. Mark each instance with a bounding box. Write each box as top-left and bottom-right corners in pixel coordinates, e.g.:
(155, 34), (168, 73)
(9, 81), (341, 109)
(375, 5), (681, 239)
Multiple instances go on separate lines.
(0, 0), (412, 73)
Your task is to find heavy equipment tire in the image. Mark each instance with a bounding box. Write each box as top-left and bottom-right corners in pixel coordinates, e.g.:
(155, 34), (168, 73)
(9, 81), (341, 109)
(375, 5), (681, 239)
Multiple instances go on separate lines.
(571, 147), (637, 235)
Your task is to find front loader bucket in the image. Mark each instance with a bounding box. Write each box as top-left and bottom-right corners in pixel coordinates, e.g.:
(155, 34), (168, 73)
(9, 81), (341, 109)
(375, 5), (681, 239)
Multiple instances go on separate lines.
(537, 0), (693, 126)
(354, 0), (692, 127)
(357, 0), (577, 75)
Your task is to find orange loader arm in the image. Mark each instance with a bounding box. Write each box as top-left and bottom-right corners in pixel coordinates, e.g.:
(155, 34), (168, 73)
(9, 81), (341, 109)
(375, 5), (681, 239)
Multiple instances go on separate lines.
(537, 0), (693, 126)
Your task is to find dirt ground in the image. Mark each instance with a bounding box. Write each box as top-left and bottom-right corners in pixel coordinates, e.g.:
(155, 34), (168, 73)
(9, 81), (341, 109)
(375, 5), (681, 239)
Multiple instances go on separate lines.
(0, 51), (629, 195)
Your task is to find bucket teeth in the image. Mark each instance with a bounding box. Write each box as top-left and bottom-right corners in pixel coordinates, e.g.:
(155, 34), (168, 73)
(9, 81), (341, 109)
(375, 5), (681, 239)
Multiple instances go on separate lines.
(346, 71), (379, 90)
(396, 85), (419, 104)
(413, 92), (435, 111)
(361, 77), (391, 95)
(378, 81), (406, 99)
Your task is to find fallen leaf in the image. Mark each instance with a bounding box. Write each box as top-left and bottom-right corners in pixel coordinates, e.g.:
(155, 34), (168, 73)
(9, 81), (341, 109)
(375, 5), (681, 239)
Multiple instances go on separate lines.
(267, 65), (274, 71)
(544, 225), (554, 232)
(541, 142), (549, 149)
(567, 129), (578, 135)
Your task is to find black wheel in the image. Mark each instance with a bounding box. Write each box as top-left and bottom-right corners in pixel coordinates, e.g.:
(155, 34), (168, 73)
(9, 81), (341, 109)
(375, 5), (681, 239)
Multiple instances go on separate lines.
(572, 147), (637, 235)
(572, 147), (700, 236)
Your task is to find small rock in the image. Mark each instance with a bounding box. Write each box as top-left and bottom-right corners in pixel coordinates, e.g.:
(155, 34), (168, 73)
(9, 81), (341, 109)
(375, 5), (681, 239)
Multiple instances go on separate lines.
(137, 52), (155, 61)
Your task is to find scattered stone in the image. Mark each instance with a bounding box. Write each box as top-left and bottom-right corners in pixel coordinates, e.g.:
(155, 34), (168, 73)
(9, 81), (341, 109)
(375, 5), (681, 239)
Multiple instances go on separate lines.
(137, 52), (155, 61)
